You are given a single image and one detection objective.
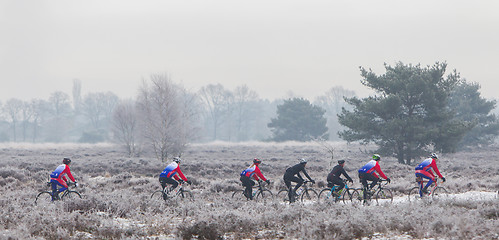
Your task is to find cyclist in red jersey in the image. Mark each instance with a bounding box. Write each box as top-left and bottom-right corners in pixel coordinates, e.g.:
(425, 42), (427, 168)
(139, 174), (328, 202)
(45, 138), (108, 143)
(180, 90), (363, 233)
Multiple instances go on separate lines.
(415, 153), (446, 195)
(358, 154), (390, 193)
(50, 157), (77, 200)
(240, 158), (270, 200)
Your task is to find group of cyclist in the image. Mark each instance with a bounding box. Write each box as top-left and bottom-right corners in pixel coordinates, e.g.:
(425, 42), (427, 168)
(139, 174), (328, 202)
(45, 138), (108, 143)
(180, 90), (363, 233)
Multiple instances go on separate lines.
(48, 151), (445, 202)
(235, 152), (446, 202)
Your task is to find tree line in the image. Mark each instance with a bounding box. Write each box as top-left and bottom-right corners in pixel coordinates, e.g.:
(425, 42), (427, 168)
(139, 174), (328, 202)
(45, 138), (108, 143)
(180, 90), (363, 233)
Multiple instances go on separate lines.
(1, 62), (497, 164)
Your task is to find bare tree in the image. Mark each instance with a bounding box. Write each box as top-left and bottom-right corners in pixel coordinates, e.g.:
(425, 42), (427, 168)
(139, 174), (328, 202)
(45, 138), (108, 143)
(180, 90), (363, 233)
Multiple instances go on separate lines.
(46, 91), (73, 142)
(20, 100), (34, 142)
(112, 99), (139, 157)
(3, 98), (23, 141)
(30, 99), (48, 143)
(136, 74), (198, 161)
(82, 92), (119, 129)
(198, 84), (234, 140)
(314, 86), (356, 140)
(72, 79), (82, 114)
(233, 85), (259, 141)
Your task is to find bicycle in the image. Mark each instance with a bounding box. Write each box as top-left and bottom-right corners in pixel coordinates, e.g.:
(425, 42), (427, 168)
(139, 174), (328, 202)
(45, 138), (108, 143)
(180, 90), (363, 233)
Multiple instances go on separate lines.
(351, 179), (393, 204)
(277, 180), (318, 203)
(318, 179), (355, 204)
(35, 181), (81, 205)
(232, 180), (273, 201)
(408, 177), (448, 201)
(151, 180), (194, 201)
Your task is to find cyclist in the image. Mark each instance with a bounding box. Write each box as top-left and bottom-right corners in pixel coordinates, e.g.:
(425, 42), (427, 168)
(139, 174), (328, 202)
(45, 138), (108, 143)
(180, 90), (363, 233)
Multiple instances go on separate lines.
(415, 153), (446, 195)
(159, 157), (191, 197)
(358, 154), (390, 197)
(327, 160), (353, 194)
(49, 157), (77, 200)
(283, 158), (315, 202)
(240, 158), (270, 200)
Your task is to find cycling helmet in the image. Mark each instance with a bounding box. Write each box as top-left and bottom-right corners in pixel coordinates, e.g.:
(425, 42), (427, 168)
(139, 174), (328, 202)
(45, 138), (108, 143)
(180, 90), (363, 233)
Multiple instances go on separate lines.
(373, 154), (381, 161)
(338, 160), (345, 165)
(430, 153), (438, 159)
(173, 157), (181, 163)
(299, 158), (308, 164)
(253, 158), (262, 164)
(63, 157), (71, 164)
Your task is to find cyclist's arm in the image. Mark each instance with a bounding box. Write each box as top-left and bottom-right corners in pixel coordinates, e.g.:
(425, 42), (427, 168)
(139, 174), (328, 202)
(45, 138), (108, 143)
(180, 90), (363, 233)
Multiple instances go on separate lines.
(342, 169), (353, 182)
(374, 163), (388, 179)
(64, 165), (76, 182)
(176, 168), (188, 182)
(430, 161), (444, 178)
(253, 167), (267, 182)
(301, 169), (313, 181)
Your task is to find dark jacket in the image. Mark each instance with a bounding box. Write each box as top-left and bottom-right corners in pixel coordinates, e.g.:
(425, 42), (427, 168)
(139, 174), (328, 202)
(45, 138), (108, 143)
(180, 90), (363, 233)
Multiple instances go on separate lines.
(285, 163), (313, 181)
(327, 165), (353, 182)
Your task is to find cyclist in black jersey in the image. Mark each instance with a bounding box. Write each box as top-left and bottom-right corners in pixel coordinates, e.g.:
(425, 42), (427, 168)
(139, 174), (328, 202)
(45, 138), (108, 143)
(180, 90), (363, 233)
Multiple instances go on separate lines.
(283, 158), (315, 200)
(327, 160), (353, 193)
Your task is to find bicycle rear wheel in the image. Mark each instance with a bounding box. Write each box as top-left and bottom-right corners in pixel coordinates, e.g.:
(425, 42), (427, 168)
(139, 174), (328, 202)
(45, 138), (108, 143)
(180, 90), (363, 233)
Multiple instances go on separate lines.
(232, 190), (249, 201)
(35, 191), (54, 205)
(255, 189), (273, 201)
(318, 188), (337, 203)
(408, 187), (422, 201)
(62, 190), (82, 200)
(375, 188), (393, 204)
(151, 190), (167, 200)
(276, 189), (290, 203)
(301, 189), (318, 202)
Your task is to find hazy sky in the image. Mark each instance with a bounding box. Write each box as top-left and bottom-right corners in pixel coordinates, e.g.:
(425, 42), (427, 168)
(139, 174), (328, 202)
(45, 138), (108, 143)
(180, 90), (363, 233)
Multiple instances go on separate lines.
(1, 0), (498, 102)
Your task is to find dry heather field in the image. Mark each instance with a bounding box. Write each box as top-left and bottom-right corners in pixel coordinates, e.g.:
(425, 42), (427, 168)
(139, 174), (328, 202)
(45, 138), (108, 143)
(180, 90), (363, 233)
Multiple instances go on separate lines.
(0, 141), (498, 240)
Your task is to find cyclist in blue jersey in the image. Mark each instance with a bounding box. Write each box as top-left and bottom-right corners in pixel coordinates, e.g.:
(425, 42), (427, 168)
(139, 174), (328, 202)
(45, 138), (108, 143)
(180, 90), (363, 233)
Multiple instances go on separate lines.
(240, 158), (270, 200)
(159, 157), (191, 195)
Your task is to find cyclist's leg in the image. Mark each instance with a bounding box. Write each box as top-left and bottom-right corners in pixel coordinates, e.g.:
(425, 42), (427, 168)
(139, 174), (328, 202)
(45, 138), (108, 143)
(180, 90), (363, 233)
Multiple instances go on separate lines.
(50, 180), (59, 200)
(240, 176), (254, 200)
(416, 171), (434, 193)
(159, 177), (169, 199)
(331, 178), (345, 192)
(165, 178), (179, 192)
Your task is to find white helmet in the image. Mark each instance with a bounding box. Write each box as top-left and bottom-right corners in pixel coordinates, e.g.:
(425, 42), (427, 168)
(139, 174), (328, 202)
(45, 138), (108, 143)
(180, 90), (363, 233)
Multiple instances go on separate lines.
(173, 157), (181, 163)
(299, 158), (308, 164)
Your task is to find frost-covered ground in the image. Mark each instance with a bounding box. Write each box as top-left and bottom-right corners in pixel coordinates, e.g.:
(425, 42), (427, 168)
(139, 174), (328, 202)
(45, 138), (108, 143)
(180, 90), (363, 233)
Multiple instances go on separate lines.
(0, 141), (497, 239)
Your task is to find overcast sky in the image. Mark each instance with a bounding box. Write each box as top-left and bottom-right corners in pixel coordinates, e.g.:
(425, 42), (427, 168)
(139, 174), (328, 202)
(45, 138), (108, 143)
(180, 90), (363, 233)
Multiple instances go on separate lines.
(1, 0), (498, 102)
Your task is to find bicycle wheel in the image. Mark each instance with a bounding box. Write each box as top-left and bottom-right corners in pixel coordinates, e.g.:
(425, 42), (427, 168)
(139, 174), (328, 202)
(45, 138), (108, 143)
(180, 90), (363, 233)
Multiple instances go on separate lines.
(255, 189), (273, 201)
(301, 189), (318, 202)
(342, 188), (356, 203)
(350, 189), (366, 204)
(408, 187), (423, 201)
(232, 190), (249, 201)
(180, 190), (194, 201)
(61, 190), (82, 200)
(151, 190), (166, 200)
(318, 188), (337, 203)
(375, 188), (393, 204)
(277, 189), (290, 203)
(432, 187), (449, 200)
(35, 191), (54, 205)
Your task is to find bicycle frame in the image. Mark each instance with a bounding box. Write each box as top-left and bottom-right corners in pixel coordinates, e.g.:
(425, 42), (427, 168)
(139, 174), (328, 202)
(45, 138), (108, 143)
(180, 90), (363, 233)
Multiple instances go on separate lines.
(416, 177), (442, 196)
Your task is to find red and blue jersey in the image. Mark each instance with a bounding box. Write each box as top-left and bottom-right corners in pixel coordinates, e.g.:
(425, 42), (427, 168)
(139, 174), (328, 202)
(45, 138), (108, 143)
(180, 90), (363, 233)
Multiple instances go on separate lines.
(415, 158), (443, 178)
(240, 164), (267, 181)
(358, 160), (388, 179)
(50, 164), (75, 188)
(160, 162), (188, 181)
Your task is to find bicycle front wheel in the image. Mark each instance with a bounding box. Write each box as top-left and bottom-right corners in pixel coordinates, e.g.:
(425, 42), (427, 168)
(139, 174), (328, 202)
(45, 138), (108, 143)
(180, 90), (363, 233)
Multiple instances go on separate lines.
(301, 189), (318, 202)
(255, 189), (273, 201)
(35, 191), (53, 205)
(408, 187), (422, 202)
(342, 188), (356, 203)
(180, 190), (194, 201)
(375, 188), (393, 204)
(276, 189), (290, 203)
(432, 187), (449, 200)
(61, 190), (82, 200)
